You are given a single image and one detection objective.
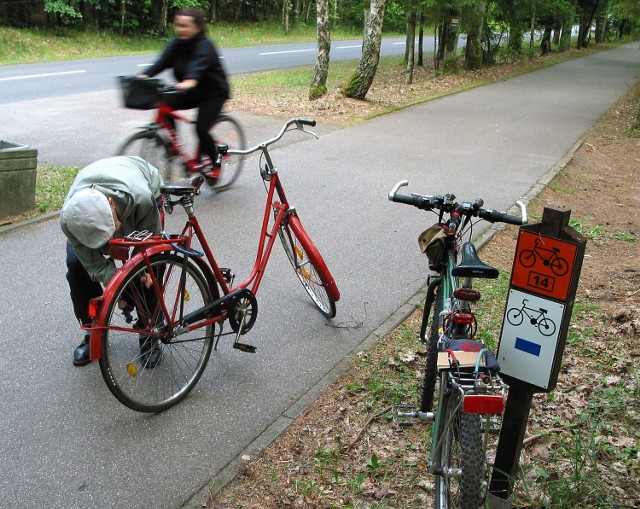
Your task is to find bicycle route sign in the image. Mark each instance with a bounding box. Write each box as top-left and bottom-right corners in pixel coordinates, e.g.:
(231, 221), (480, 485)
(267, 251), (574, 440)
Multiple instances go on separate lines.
(511, 230), (578, 301)
(497, 207), (586, 392)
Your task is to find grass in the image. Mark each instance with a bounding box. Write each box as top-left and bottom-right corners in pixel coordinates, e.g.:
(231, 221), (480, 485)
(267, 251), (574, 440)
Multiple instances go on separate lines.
(0, 23), (370, 65)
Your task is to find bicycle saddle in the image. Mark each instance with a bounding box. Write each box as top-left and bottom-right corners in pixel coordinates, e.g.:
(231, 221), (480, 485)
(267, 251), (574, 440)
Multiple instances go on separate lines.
(160, 175), (205, 196)
(452, 242), (499, 279)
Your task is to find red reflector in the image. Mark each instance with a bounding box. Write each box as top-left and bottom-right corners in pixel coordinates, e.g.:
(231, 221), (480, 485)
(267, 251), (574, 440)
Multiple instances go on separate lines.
(463, 395), (504, 414)
(454, 288), (481, 302)
(88, 297), (103, 319)
(453, 313), (474, 325)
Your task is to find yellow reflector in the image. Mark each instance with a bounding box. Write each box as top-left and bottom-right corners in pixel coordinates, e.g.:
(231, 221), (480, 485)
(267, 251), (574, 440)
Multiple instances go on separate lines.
(127, 363), (138, 377)
(185, 290), (190, 302)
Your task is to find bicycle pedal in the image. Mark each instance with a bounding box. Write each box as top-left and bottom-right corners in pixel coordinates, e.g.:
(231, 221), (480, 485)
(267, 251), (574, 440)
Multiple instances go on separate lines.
(233, 342), (256, 353)
(220, 268), (235, 285)
(393, 404), (417, 427)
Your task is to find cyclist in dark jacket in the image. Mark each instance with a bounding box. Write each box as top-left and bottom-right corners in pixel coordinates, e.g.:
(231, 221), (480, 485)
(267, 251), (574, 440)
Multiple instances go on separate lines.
(140, 8), (230, 181)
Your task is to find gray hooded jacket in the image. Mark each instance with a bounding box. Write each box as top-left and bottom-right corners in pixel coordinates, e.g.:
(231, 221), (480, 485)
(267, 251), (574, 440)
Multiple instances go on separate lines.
(60, 156), (163, 285)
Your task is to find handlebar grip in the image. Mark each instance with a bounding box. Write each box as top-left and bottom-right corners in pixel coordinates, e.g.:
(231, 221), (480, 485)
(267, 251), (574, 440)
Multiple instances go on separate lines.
(296, 118), (316, 127)
(481, 209), (526, 225)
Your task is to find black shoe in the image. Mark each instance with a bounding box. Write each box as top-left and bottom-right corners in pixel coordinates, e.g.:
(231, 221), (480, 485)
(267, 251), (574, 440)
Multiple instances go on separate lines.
(73, 335), (91, 366)
(139, 335), (162, 369)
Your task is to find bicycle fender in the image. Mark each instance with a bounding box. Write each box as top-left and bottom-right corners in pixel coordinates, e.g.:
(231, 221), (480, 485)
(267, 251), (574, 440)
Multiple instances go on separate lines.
(89, 244), (175, 362)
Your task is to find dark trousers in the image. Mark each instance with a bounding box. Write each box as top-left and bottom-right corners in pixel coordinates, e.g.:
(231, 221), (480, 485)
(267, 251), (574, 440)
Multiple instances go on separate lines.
(165, 93), (227, 163)
(66, 242), (102, 326)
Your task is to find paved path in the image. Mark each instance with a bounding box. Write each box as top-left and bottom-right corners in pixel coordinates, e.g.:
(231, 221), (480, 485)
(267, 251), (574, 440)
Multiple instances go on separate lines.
(0, 43), (638, 509)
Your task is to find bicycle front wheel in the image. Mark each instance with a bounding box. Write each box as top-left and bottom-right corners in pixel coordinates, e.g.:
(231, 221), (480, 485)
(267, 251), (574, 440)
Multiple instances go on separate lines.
(434, 381), (484, 509)
(117, 130), (180, 182)
(278, 215), (338, 318)
(420, 287), (443, 413)
(208, 114), (246, 191)
(98, 253), (216, 413)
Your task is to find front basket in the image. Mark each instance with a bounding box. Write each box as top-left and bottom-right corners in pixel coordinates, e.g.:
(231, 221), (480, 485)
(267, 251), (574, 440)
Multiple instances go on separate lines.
(119, 76), (161, 110)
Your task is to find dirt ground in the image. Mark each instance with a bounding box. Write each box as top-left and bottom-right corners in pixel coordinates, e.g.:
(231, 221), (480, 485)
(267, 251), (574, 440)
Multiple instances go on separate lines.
(210, 52), (640, 508)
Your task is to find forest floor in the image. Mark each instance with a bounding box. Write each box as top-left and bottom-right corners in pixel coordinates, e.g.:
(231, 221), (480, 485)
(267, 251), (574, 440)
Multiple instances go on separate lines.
(204, 45), (640, 509)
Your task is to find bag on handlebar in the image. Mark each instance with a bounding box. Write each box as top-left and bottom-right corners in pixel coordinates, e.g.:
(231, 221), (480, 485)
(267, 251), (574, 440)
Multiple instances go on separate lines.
(418, 224), (447, 271)
(119, 76), (161, 110)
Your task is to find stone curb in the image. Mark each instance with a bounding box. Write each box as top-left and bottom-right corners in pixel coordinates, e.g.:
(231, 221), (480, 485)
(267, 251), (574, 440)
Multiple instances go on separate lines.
(180, 133), (588, 508)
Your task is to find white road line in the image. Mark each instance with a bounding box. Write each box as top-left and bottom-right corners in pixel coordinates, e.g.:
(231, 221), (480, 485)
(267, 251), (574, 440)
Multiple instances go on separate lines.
(0, 70), (86, 81)
(259, 48), (315, 55)
(336, 45), (361, 49)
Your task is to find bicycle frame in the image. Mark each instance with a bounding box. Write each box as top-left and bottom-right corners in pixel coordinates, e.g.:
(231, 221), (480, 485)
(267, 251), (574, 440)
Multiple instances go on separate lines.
(87, 120), (339, 361)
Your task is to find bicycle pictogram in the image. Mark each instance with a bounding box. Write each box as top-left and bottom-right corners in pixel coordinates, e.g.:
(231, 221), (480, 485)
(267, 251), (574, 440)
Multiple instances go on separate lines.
(518, 237), (569, 276)
(506, 299), (557, 336)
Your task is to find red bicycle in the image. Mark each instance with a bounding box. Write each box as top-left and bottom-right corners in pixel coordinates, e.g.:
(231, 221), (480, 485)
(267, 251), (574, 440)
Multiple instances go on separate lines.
(117, 76), (246, 191)
(86, 119), (340, 413)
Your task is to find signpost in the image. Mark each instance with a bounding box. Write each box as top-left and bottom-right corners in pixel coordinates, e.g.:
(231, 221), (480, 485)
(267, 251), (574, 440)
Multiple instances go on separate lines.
(487, 207), (587, 507)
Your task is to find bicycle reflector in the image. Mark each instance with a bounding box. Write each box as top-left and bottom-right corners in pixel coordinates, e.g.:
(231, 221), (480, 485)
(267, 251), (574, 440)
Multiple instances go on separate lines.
(88, 297), (103, 319)
(463, 395), (505, 414)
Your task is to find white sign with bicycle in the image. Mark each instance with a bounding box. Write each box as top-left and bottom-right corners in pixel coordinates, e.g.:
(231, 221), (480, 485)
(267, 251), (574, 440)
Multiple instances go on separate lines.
(498, 288), (565, 389)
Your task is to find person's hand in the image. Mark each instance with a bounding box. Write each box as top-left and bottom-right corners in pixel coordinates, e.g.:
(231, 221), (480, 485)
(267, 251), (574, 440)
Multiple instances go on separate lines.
(175, 79), (197, 92)
(140, 273), (153, 289)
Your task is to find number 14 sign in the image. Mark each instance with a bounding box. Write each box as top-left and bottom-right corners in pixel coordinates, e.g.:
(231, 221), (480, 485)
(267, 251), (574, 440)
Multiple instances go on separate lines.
(511, 231), (578, 302)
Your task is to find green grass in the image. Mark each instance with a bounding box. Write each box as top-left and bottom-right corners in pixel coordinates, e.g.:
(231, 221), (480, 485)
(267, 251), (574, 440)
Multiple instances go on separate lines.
(0, 23), (370, 65)
(35, 165), (80, 214)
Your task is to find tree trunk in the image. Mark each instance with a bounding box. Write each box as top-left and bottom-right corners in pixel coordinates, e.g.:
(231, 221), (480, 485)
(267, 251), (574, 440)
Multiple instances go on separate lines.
(341, 0), (386, 100)
(405, 8), (416, 65)
(120, 0), (126, 35)
(442, 6), (460, 73)
(464, 0), (486, 70)
(417, 11), (424, 67)
(540, 27), (552, 54)
(282, 0), (289, 34)
(309, 0), (331, 100)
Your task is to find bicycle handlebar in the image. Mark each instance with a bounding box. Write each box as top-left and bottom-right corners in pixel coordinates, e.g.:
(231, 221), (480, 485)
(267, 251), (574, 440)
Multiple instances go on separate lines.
(226, 118), (318, 156)
(388, 180), (528, 226)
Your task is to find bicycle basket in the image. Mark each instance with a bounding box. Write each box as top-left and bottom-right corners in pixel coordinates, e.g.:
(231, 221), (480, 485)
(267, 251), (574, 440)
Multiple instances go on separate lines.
(418, 224), (447, 271)
(119, 76), (161, 110)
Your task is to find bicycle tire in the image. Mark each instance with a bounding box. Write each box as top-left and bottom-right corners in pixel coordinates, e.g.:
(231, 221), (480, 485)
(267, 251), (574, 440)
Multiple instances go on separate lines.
(550, 256), (569, 276)
(117, 130), (180, 183)
(99, 253), (216, 413)
(434, 382), (484, 509)
(278, 215), (337, 318)
(506, 307), (524, 327)
(420, 287), (442, 413)
(207, 114), (246, 191)
(537, 317), (556, 336)
(518, 249), (536, 268)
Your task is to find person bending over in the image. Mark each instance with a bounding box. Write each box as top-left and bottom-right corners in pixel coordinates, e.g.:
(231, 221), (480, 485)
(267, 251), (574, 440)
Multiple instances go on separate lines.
(60, 156), (163, 367)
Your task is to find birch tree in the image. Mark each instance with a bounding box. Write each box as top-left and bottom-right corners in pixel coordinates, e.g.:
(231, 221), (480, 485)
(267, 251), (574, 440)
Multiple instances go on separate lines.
(309, 0), (331, 100)
(341, 0), (387, 100)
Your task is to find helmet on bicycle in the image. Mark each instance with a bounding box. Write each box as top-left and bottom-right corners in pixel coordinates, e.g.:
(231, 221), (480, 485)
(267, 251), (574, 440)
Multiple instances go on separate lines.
(61, 188), (116, 248)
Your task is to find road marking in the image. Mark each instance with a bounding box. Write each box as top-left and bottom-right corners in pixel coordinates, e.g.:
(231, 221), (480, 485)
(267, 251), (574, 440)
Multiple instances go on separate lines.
(0, 70), (86, 81)
(336, 45), (360, 49)
(259, 48), (315, 55)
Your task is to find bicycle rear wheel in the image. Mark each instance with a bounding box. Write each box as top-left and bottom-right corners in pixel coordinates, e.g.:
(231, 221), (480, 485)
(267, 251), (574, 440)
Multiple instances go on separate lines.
(434, 377), (484, 509)
(98, 253), (216, 413)
(278, 215), (338, 318)
(208, 114), (246, 191)
(117, 130), (181, 182)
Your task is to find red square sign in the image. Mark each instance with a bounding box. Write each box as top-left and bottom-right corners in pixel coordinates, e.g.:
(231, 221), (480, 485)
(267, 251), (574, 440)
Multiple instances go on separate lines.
(511, 231), (577, 302)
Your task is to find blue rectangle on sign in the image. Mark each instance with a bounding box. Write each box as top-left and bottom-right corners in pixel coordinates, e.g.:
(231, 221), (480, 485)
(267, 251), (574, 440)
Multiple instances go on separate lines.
(515, 337), (542, 357)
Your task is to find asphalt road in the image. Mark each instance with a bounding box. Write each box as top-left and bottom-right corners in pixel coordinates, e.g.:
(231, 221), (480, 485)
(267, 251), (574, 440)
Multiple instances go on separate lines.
(0, 42), (638, 509)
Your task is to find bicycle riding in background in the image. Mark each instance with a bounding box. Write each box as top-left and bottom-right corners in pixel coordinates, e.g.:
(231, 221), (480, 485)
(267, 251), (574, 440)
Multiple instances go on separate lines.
(117, 76), (246, 191)
(86, 118), (339, 413)
(389, 181), (527, 509)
